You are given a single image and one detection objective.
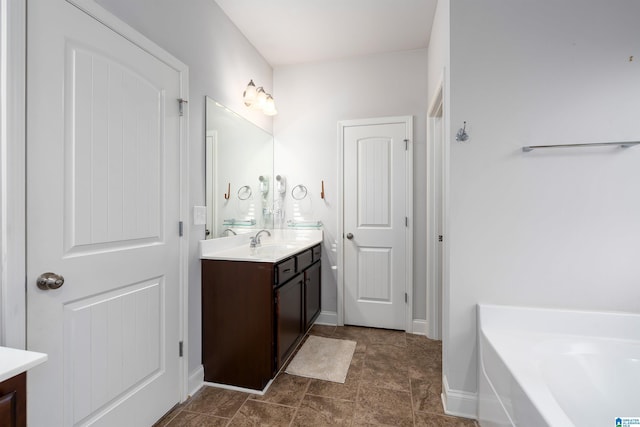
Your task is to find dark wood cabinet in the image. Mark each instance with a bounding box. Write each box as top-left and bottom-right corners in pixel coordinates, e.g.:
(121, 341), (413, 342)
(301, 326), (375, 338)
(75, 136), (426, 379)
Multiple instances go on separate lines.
(201, 243), (322, 391)
(304, 261), (321, 330)
(0, 373), (26, 427)
(201, 260), (275, 390)
(275, 273), (303, 368)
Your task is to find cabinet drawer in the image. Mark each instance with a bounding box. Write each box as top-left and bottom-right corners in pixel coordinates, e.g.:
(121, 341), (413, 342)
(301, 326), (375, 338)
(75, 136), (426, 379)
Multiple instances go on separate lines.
(296, 249), (313, 271)
(312, 244), (321, 262)
(276, 258), (296, 284)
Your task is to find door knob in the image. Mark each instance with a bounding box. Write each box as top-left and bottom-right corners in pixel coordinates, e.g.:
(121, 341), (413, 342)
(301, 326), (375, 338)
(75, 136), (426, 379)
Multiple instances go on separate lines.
(346, 233), (354, 240)
(36, 272), (65, 290)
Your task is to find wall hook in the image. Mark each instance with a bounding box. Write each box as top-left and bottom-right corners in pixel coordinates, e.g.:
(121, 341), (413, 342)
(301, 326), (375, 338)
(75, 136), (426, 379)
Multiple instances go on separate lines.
(320, 180), (325, 200)
(456, 121), (469, 142)
(224, 183), (230, 200)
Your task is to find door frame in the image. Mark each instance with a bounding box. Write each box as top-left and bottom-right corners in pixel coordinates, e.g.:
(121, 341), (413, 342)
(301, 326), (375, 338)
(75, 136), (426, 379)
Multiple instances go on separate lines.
(337, 116), (413, 332)
(21, 0), (191, 403)
(426, 77), (446, 340)
(0, 0), (27, 349)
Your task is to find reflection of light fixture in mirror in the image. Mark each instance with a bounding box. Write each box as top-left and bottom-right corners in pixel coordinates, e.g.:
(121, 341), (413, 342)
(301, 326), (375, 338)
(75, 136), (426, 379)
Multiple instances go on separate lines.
(243, 80), (277, 115)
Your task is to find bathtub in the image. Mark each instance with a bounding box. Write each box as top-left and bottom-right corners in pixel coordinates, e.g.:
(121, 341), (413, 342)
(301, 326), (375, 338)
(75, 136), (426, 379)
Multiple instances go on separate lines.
(477, 304), (640, 427)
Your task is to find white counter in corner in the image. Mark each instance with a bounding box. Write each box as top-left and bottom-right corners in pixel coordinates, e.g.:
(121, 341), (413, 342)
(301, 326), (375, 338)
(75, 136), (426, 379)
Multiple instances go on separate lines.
(200, 229), (323, 263)
(0, 347), (47, 382)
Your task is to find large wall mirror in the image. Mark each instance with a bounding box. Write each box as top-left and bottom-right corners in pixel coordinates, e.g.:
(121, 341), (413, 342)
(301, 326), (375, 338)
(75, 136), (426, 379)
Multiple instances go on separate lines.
(205, 97), (274, 238)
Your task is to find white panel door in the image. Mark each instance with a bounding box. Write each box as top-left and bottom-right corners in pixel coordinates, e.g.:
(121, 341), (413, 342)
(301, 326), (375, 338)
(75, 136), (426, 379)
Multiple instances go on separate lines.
(343, 119), (411, 330)
(27, 0), (183, 425)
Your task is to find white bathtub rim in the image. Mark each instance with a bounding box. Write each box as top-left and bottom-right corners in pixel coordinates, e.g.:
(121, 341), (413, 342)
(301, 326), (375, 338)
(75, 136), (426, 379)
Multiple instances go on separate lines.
(478, 303), (640, 340)
(477, 304), (640, 427)
(480, 328), (576, 426)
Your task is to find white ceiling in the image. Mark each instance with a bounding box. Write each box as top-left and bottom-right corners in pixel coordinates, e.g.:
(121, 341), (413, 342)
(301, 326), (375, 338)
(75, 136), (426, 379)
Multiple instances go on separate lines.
(213, 0), (438, 66)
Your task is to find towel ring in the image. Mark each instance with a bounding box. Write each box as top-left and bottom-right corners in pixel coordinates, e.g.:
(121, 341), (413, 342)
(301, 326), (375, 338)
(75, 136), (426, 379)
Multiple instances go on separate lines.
(291, 184), (308, 200)
(237, 185), (252, 200)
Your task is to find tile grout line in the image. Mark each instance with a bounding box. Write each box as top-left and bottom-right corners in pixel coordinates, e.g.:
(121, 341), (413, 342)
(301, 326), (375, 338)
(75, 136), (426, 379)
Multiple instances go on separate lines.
(225, 393), (251, 426)
(287, 376), (312, 427)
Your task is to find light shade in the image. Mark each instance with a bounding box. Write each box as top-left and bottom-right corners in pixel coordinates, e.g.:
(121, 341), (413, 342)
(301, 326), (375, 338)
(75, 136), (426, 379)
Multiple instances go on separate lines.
(243, 80), (277, 115)
(254, 87), (267, 111)
(243, 80), (257, 107)
(263, 94), (277, 116)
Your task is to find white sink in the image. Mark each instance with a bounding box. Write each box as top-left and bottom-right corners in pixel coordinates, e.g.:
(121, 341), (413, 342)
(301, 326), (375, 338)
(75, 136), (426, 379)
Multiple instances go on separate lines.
(253, 243), (299, 257)
(200, 229), (323, 263)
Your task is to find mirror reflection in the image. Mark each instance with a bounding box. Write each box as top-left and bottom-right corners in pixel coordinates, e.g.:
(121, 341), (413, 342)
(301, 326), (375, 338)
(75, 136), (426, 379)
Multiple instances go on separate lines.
(205, 97), (274, 238)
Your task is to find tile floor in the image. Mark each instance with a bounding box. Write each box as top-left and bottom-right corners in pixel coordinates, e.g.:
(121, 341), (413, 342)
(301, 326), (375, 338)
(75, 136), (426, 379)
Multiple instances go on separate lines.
(155, 325), (478, 426)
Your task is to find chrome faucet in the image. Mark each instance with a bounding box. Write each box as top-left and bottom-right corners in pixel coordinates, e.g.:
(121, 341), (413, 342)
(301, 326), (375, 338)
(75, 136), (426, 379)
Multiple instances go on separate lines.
(249, 229), (271, 248)
(222, 228), (237, 236)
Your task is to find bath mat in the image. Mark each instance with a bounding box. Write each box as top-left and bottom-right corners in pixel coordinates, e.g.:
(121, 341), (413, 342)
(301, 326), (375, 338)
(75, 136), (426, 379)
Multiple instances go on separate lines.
(285, 335), (356, 383)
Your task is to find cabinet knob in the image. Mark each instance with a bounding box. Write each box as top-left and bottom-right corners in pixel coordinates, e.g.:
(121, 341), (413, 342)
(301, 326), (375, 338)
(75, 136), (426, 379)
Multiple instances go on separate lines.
(346, 233), (354, 240)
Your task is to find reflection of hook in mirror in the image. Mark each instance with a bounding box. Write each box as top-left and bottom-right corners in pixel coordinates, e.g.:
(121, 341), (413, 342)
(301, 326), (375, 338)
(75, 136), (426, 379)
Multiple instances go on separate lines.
(276, 175), (286, 195)
(224, 183), (230, 200)
(259, 175), (269, 195)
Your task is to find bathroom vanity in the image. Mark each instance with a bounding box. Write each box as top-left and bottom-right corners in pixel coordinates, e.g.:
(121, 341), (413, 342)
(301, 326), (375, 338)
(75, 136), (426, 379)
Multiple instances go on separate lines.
(200, 230), (322, 391)
(0, 346), (47, 426)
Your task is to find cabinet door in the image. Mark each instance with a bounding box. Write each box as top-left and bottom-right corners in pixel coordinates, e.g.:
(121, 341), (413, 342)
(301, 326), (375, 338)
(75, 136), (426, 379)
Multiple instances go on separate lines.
(276, 274), (304, 368)
(304, 261), (321, 330)
(201, 260), (275, 390)
(0, 373), (25, 427)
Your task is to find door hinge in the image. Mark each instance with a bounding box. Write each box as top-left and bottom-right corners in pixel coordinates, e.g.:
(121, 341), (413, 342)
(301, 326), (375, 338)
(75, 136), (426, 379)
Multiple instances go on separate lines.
(179, 341), (184, 357)
(405, 292), (408, 303)
(178, 98), (188, 117)
(179, 221), (184, 236)
(438, 235), (443, 242)
(405, 217), (408, 227)
(404, 139), (409, 150)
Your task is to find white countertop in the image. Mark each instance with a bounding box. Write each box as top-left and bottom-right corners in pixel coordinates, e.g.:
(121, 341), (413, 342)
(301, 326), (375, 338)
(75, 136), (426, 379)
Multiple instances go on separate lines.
(200, 229), (323, 263)
(0, 347), (47, 383)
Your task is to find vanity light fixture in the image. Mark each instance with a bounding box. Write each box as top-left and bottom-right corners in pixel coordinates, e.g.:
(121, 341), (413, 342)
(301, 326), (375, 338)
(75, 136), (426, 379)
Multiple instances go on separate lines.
(243, 80), (257, 107)
(263, 94), (277, 116)
(243, 80), (277, 115)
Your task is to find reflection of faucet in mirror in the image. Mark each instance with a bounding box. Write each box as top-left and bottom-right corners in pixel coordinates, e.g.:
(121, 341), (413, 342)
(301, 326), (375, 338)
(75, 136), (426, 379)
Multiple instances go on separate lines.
(221, 228), (237, 237)
(249, 229), (271, 248)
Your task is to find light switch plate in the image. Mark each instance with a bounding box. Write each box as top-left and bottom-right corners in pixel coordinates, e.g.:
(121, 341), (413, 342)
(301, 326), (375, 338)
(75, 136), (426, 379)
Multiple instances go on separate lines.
(193, 206), (206, 225)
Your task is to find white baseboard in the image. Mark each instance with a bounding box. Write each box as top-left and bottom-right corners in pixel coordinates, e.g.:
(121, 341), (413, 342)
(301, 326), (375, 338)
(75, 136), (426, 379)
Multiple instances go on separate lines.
(441, 374), (478, 420)
(314, 310), (338, 326)
(203, 379), (273, 396)
(315, 314), (429, 333)
(187, 365), (204, 398)
(412, 319), (428, 335)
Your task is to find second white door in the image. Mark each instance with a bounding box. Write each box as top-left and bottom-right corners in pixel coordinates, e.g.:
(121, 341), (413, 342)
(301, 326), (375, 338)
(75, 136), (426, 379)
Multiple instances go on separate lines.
(342, 117), (412, 330)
